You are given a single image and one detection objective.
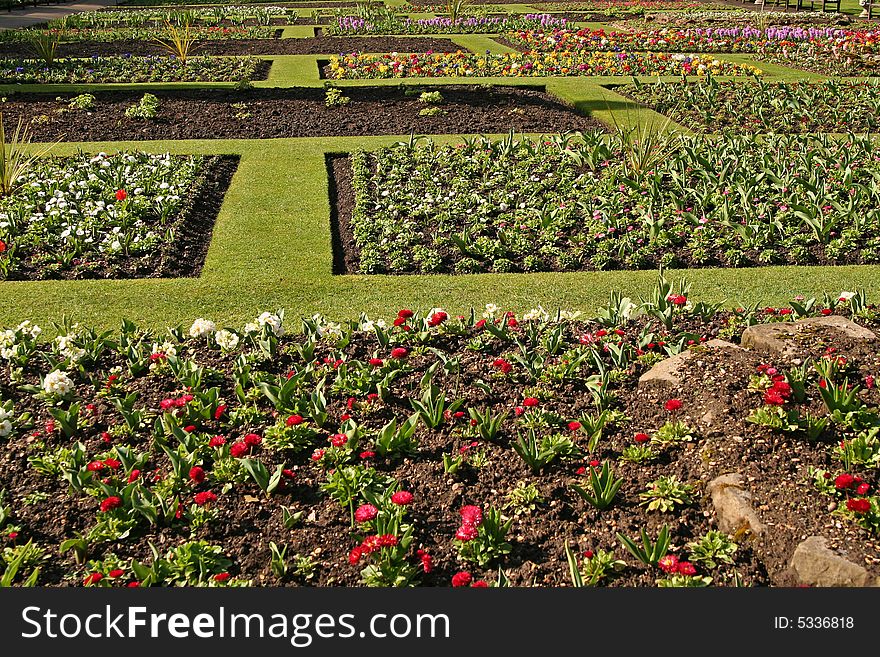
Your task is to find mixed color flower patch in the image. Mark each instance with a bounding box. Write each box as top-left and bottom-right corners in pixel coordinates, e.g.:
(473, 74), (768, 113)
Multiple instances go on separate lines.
(619, 77), (880, 133)
(326, 14), (568, 36)
(1, 284), (879, 587)
(344, 132), (880, 274)
(325, 50), (759, 78)
(0, 25), (279, 44)
(0, 56), (263, 84)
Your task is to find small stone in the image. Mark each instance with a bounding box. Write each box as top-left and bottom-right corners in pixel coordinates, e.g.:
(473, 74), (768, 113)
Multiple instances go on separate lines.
(790, 536), (877, 587)
(708, 473), (765, 537)
(742, 316), (877, 356)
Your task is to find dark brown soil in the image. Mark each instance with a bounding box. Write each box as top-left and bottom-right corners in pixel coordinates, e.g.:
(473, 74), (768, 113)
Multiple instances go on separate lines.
(7, 156), (238, 281)
(0, 36), (467, 57)
(328, 155), (358, 275)
(4, 85), (605, 141)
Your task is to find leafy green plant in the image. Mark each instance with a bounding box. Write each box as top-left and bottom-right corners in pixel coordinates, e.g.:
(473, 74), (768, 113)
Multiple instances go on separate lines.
(125, 93), (161, 120)
(154, 20), (198, 64)
(269, 542), (288, 578)
(0, 113), (55, 198)
(419, 91), (444, 105)
(68, 93), (96, 110)
(27, 33), (59, 65)
(512, 429), (580, 472)
(240, 458), (286, 497)
(374, 414), (419, 458)
(565, 543), (625, 587)
(639, 476), (695, 512)
(616, 524), (671, 566)
(686, 531), (738, 570)
(503, 481), (543, 516)
(325, 87), (351, 107)
(455, 506), (512, 567)
(571, 461), (623, 510)
(0, 540), (42, 587)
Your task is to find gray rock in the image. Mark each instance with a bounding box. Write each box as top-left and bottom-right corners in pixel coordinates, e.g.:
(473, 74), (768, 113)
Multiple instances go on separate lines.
(638, 339), (741, 387)
(790, 536), (877, 587)
(707, 473), (765, 537)
(741, 316), (877, 357)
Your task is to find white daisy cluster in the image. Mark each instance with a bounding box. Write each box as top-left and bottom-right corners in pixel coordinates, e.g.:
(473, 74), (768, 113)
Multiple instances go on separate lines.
(189, 318), (217, 339)
(0, 321), (42, 360)
(215, 329), (239, 351)
(0, 404), (13, 438)
(54, 332), (86, 362)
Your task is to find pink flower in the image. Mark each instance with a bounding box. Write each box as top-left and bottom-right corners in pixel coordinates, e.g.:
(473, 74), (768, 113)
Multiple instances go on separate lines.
(676, 561), (697, 576)
(209, 435), (226, 448)
(244, 433), (262, 446)
(460, 505), (483, 526)
(354, 504), (378, 523)
(330, 433), (347, 447)
(390, 347), (408, 359)
(391, 491), (413, 505)
(658, 554), (679, 573)
(455, 524), (478, 541)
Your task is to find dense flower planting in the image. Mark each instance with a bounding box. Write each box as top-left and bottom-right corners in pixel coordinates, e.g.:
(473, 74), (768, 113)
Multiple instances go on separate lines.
(1, 285), (879, 586)
(0, 151), (210, 280)
(345, 132), (880, 274)
(0, 26), (280, 43)
(0, 56), (262, 84)
(529, 1), (710, 14)
(503, 26), (880, 54)
(326, 50), (760, 79)
(326, 14), (567, 36)
(620, 77), (880, 133)
(50, 6), (299, 28)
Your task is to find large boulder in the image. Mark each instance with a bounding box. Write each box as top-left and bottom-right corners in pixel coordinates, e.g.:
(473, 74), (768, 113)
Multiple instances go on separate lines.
(741, 316), (876, 357)
(790, 536), (877, 587)
(638, 339), (741, 388)
(707, 473), (765, 537)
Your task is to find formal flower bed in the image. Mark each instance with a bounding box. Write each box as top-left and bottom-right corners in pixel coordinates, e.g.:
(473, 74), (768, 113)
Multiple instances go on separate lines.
(503, 26), (880, 54)
(628, 9), (865, 29)
(619, 77), (880, 133)
(1, 285), (879, 587)
(325, 14), (567, 36)
(530, 1), (710, 14)
(0, 26), (280, 44)
(0, 56), (264, 84)
(339, 132), (880, 274)
(52, 6), (299, 28)
(325, 50), (760, 78)
(0, 151), (236, 280)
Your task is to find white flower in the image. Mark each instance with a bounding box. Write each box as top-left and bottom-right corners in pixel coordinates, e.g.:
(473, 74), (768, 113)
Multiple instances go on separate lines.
(189, 318), (217, 339)
(243, 322), (259, 334)
(55, 334), (86, 362)
(559, 310), (583, 321)
(522, 306), (549, 323)
(483, 303), (500, 319)
(0, 419), (10, 437)
(839, 291), (856, 301)
(43, 370), (74, 396)
(215, 329), (239, 351)
(257, 312), (285, 337)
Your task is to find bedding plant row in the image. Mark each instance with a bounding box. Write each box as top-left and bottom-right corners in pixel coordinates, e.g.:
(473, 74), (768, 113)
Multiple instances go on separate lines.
(0, 57), (264, 84)
(325, 51), (760, 78)
(0, 26), (281, 44)
(619, 76), (880, 134)
(1, 279), (879, 587)
(47, 6), (301, 28)
(343, 131), (880, 275)
(325, 14), (568, 36)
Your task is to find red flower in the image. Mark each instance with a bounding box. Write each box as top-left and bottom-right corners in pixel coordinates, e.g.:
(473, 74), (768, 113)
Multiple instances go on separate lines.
(311, 448), (325, 461)
(108, 569), (125, 578)
(669, 295), (687, 306)
(128, 469), (140, 483)
(460, 505), (483, 526)
(349, 547), (364, 564)
(658, 554), (679, 573)
(184, 425), (196, 433)
(857, 483), (870, 496)
(229, 441), (248, 458)
(451, 571), (472, 587)
(100, 496), (122, 512)
(634, 432), (649, 444)
(523, 397), (539, 407)
(189, 466), (206, 484)
(194, 491), (217, 506)
(84, 572), (103, 586)
(214, 404), (226, 419)
(359, 450), (375, 460)
(330, 433), (347, 447)
(209, 435), (226, 448)
(471, 580), (489, 588)
(0, 240), (6, 253)
(589, 459), (600, 467)
(664, 399), (683, 412)
(115, 189), (127, 202)
(567, 421), (581, 431)
(397, 309), (414, 319)
(127, 581), (140, 588)
(390, 347), (408, 359)
(583, 550), (594, 559)
(354, 504), (378, 523)
(213, 573), (230, 583)
(835, 473), (856, 490)
(821, 308), (833, 316)
(676, 561), (696, 576)
(369, 358), (384, 367)
(427, 311), (448, 327)
(286, 414), (303, 426)
(244, 433), (262, 446)
(866, 376), (876, 389)
(455, 524), (478, 541)
(764, 390), (786, 406)
(391, 491), (413, 505)
(847, 498), (871, 514)
(417, 549), (433, 573)
(87, 461), (104, 472)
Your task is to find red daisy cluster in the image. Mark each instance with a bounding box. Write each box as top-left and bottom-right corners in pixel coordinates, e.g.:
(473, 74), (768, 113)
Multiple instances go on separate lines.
(348, 534), (399, 565)
(657, 554), (697, 576)
(455, 505), (483, 542)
